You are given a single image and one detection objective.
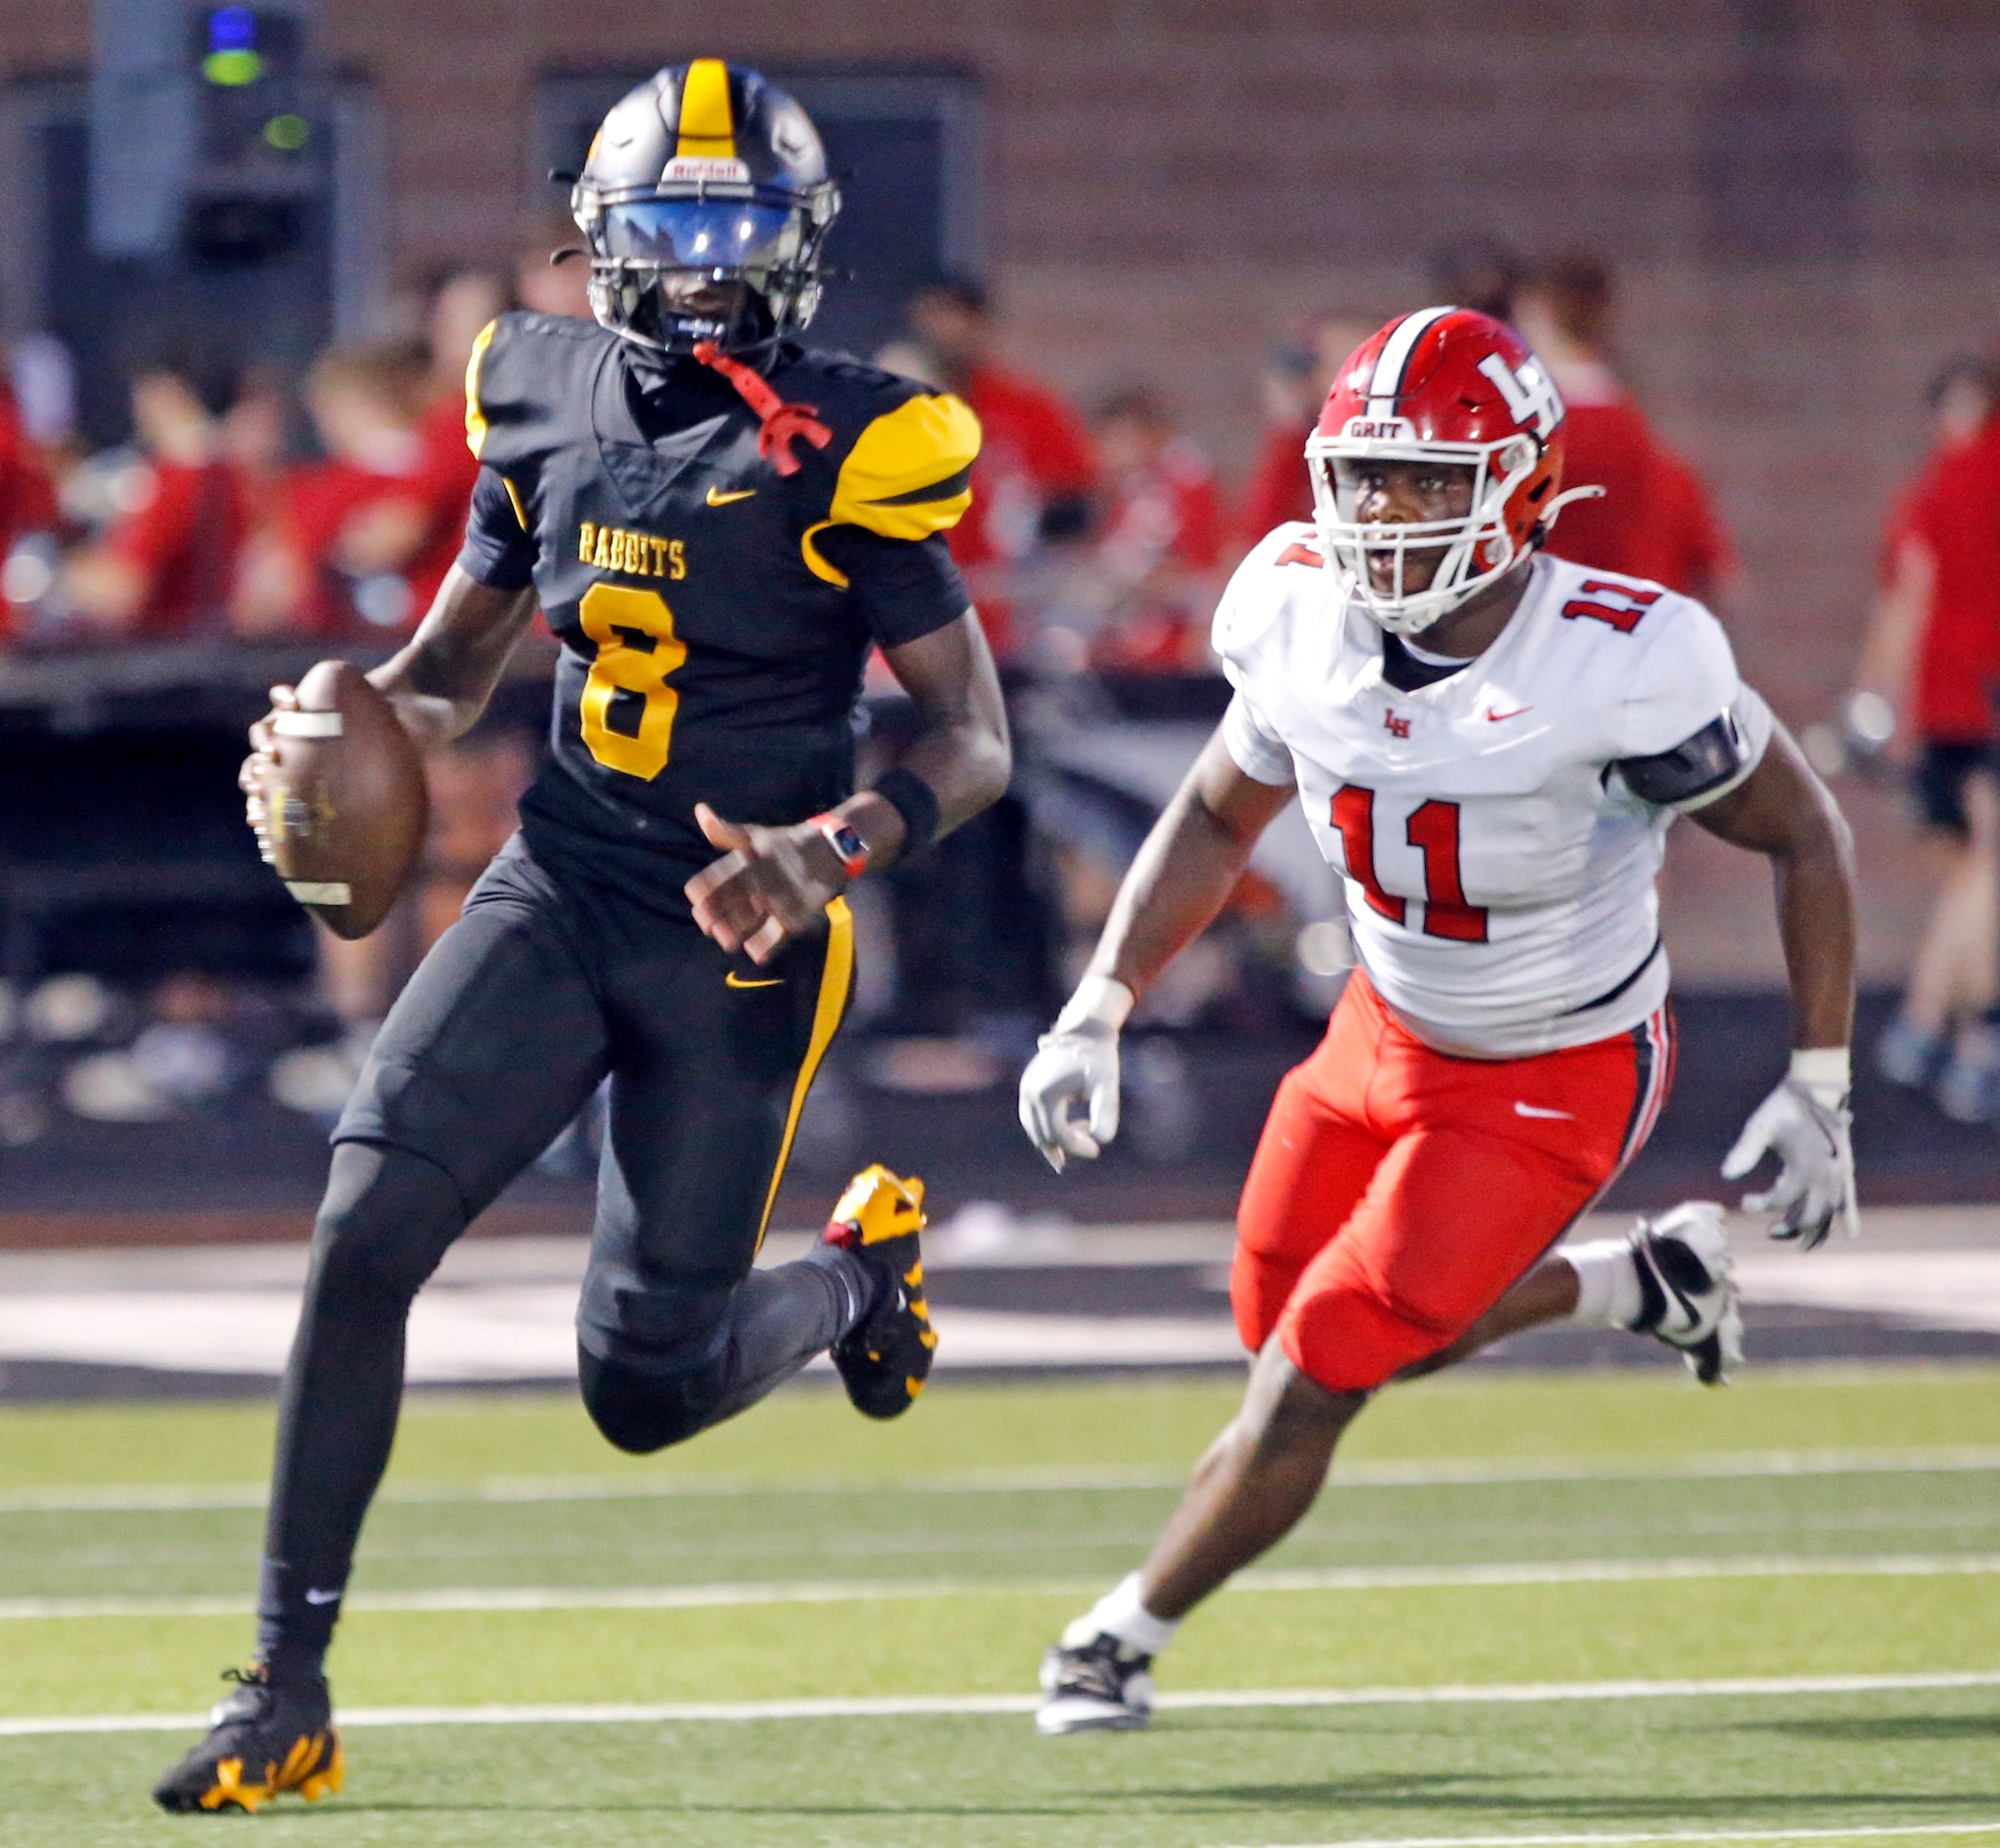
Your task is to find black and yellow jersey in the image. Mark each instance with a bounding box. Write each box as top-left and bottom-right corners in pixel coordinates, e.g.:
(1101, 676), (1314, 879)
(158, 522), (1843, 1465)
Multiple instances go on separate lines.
(457, 310), (978, 907)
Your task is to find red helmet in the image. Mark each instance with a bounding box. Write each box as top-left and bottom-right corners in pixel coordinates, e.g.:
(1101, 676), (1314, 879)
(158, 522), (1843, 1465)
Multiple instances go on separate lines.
(1306, 306), (1589, 634)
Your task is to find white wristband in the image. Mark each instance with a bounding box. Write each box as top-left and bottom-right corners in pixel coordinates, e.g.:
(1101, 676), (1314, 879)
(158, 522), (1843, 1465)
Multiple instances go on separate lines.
(1053, 975), (1135, 1035)
(1789, 1046), (1850, 1095)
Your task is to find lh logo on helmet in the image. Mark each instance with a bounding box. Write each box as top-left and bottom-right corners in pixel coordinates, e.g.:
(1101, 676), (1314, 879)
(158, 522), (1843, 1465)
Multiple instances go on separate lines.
(1476, 353), (1563, 439)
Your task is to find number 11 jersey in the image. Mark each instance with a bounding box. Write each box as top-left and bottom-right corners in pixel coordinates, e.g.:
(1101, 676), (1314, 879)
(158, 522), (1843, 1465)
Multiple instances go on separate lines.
(1216, 526), (1774, 1058)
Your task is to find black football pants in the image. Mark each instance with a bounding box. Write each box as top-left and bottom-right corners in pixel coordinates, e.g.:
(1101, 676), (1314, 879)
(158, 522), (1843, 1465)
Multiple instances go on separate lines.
(257, 835), (865, 1668)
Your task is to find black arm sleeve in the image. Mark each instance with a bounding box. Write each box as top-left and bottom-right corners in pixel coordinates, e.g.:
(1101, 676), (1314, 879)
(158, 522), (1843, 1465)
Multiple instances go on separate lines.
(454, 465), (537, 592)
(1614, 708), (1753, 807)
(813, 527), (971, 648)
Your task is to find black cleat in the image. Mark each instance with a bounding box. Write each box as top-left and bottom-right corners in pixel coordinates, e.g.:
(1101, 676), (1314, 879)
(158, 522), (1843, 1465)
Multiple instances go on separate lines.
(1037, 1632), (1156, 1735)
(153, 1664), (343, 1814)
(1629, 1201), (1743, 1386)
(823, 1164), (936, 1419)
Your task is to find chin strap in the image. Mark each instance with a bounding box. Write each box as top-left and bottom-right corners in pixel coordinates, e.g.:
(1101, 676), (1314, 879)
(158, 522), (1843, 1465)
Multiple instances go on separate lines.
(692, 340), (833, 476)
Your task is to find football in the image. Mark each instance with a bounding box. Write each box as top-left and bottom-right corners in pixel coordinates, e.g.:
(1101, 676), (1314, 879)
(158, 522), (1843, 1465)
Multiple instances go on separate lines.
(264, 658), (428, 941)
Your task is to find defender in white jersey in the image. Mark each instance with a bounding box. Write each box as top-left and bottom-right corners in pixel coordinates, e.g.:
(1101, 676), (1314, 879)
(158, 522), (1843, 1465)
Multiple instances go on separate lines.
(1219, 530), (1770, 1057)
(1020, 308), (1859, 1734)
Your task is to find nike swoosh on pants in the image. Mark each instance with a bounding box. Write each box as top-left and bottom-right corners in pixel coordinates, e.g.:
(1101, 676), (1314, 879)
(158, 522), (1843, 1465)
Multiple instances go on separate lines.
(1513, 1101), (1576, 1120)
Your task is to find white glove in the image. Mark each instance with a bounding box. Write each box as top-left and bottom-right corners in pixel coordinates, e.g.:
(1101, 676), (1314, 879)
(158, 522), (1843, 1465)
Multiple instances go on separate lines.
(1720, 1049), (1857, 1251)
(1018, 976), (1134, 1173)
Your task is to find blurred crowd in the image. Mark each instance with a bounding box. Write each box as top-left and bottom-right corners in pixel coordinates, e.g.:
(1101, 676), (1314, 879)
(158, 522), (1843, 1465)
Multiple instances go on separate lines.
(27, 224), (1969, 1152)
(1846, 350), (2000, 1126)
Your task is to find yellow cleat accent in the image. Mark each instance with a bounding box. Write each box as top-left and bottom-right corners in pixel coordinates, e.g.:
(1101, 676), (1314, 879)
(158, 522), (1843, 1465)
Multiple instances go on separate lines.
(825, 1162), (935, 1418)
(830, 1164), (926, 1244)
(298, 1736), (344, 1803)
(195, 1731), (341, 1813)
(202, 1757), (267, 1813)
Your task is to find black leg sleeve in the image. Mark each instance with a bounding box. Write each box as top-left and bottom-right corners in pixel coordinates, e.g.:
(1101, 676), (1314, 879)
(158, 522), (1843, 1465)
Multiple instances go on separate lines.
(579, 1245), (868, 1455)
(256, 1141), (468, 1670)
(252, 846), (611, 1675)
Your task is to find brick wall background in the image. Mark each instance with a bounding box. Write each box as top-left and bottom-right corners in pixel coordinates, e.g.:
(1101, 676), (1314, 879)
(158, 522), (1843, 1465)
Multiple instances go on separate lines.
(6, 0), (1999, 985)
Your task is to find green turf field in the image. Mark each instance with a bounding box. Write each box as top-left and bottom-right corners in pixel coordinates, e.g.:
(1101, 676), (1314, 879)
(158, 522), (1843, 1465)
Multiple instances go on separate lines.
(3, 1365), (1999, 1845)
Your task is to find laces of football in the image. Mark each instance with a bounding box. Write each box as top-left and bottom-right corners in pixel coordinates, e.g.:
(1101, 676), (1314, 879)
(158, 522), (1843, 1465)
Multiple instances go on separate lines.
(691, 341), (832, 476)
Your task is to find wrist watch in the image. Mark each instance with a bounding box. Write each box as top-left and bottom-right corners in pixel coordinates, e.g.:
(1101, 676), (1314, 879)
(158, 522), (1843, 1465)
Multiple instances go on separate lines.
(809, 812), (871, 880)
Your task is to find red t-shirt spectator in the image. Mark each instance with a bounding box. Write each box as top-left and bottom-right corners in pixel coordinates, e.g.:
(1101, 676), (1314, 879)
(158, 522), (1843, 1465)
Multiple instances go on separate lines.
(1540, 395), (1660, 584)
(281, 462), (424, 638)
(281, 402), (478, 640)
(1634, 446), (1736, 603)
(1240, 422), (1316, 550)
(410, 390), (483, 606)
(0, 383), (56, 541)
(0, 383), (56, 642)
(947, 364), (1094, 659)
(101, 458), (250, 638)
(1541, 371), (1736, 603)
(1092, 439), (1225, 673)
(1904, 421), (2000, 741)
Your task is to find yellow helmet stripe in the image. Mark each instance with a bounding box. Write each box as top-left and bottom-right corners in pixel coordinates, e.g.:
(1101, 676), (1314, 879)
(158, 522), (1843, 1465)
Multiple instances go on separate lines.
(675, 59), (736, 160)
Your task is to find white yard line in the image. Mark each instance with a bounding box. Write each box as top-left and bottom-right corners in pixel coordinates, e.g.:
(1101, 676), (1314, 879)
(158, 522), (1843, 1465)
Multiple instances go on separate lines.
(1227, 1819), (2000, 1848)
(6, 1552), (2000, 1622)
(4, 1667), (2000, 1738)
(9, 1446), (2000, 1516)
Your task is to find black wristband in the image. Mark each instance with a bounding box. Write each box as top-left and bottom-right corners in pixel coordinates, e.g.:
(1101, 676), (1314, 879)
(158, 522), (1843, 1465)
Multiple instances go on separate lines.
(872, 765), (941, 855)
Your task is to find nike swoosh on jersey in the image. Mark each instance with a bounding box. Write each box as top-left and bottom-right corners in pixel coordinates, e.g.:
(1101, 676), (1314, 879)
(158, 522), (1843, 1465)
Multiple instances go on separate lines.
(1513, 1101), (1575, 1120)
(1485, 706), (1532, 722)
(706, 486), (757, 507)
(725, 971), (783, 989)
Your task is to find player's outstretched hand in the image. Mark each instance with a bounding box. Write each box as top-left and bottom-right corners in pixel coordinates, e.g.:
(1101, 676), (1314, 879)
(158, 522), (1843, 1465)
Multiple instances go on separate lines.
(240, 684), (299, 866)
(1720, 1071), (1858, 1251)
(1018, 1021), (1121, 1174)
(686, 802), (849, 963)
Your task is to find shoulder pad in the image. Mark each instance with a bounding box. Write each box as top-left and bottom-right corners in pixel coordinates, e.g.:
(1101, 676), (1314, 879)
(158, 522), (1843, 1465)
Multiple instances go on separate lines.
(1214, 523), (1322, 663)
(797, 373), (980, 584)
(465, 312), (608, 467)
(831, 393), (979, 539)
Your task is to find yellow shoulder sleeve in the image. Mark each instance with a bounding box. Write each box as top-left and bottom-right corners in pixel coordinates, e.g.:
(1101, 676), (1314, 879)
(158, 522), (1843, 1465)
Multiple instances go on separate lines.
(464, 318), (501, 461)
(802, 393), (981, 586)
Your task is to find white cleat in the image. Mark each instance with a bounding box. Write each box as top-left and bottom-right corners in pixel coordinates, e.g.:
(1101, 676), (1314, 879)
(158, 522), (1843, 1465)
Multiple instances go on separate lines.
(1627, 1201), (1743, 1386)
(1035, 1634), (1155, 1735)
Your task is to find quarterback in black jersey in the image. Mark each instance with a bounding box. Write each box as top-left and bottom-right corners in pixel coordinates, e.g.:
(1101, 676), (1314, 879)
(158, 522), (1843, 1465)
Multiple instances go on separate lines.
(156, 61), (1009, 1815)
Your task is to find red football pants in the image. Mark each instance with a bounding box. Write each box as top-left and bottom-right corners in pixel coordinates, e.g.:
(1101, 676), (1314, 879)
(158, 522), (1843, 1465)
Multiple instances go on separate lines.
(1232, 969), (1674, 1393)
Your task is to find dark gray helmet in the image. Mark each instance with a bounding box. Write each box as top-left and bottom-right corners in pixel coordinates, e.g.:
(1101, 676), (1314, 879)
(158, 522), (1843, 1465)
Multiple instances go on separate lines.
(571, 60), (840, 356)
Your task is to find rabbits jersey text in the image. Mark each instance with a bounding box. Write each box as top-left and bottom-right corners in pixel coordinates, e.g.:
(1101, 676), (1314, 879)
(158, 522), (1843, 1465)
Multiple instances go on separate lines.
(1215, 527), (1773, 1058)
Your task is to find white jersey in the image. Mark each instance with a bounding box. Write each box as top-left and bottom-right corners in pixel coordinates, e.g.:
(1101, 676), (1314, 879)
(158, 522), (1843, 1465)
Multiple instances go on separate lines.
(1215, 527), (1773, 1058)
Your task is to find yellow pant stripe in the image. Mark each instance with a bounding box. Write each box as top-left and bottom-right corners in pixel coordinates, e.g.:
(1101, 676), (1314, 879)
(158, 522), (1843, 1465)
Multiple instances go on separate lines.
(756, 896), (854, 1250)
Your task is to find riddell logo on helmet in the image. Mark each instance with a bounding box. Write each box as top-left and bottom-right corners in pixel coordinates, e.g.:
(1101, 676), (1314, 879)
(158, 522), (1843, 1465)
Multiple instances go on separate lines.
(1342, 416), (1413, 442)
(662, 155), (752, 184)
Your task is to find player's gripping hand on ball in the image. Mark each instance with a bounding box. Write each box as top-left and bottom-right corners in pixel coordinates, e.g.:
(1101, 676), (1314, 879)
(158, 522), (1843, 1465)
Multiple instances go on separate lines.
(1019, 977), (1133, 1171)
(1722, 1048), (1858, 1250)
(239, 684), (301, 866)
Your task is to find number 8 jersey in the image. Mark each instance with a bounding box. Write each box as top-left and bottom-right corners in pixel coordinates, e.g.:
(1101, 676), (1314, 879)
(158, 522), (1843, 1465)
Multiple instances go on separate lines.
(1216, 525), (1774, 1058)
(459, 311), (979, 909)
